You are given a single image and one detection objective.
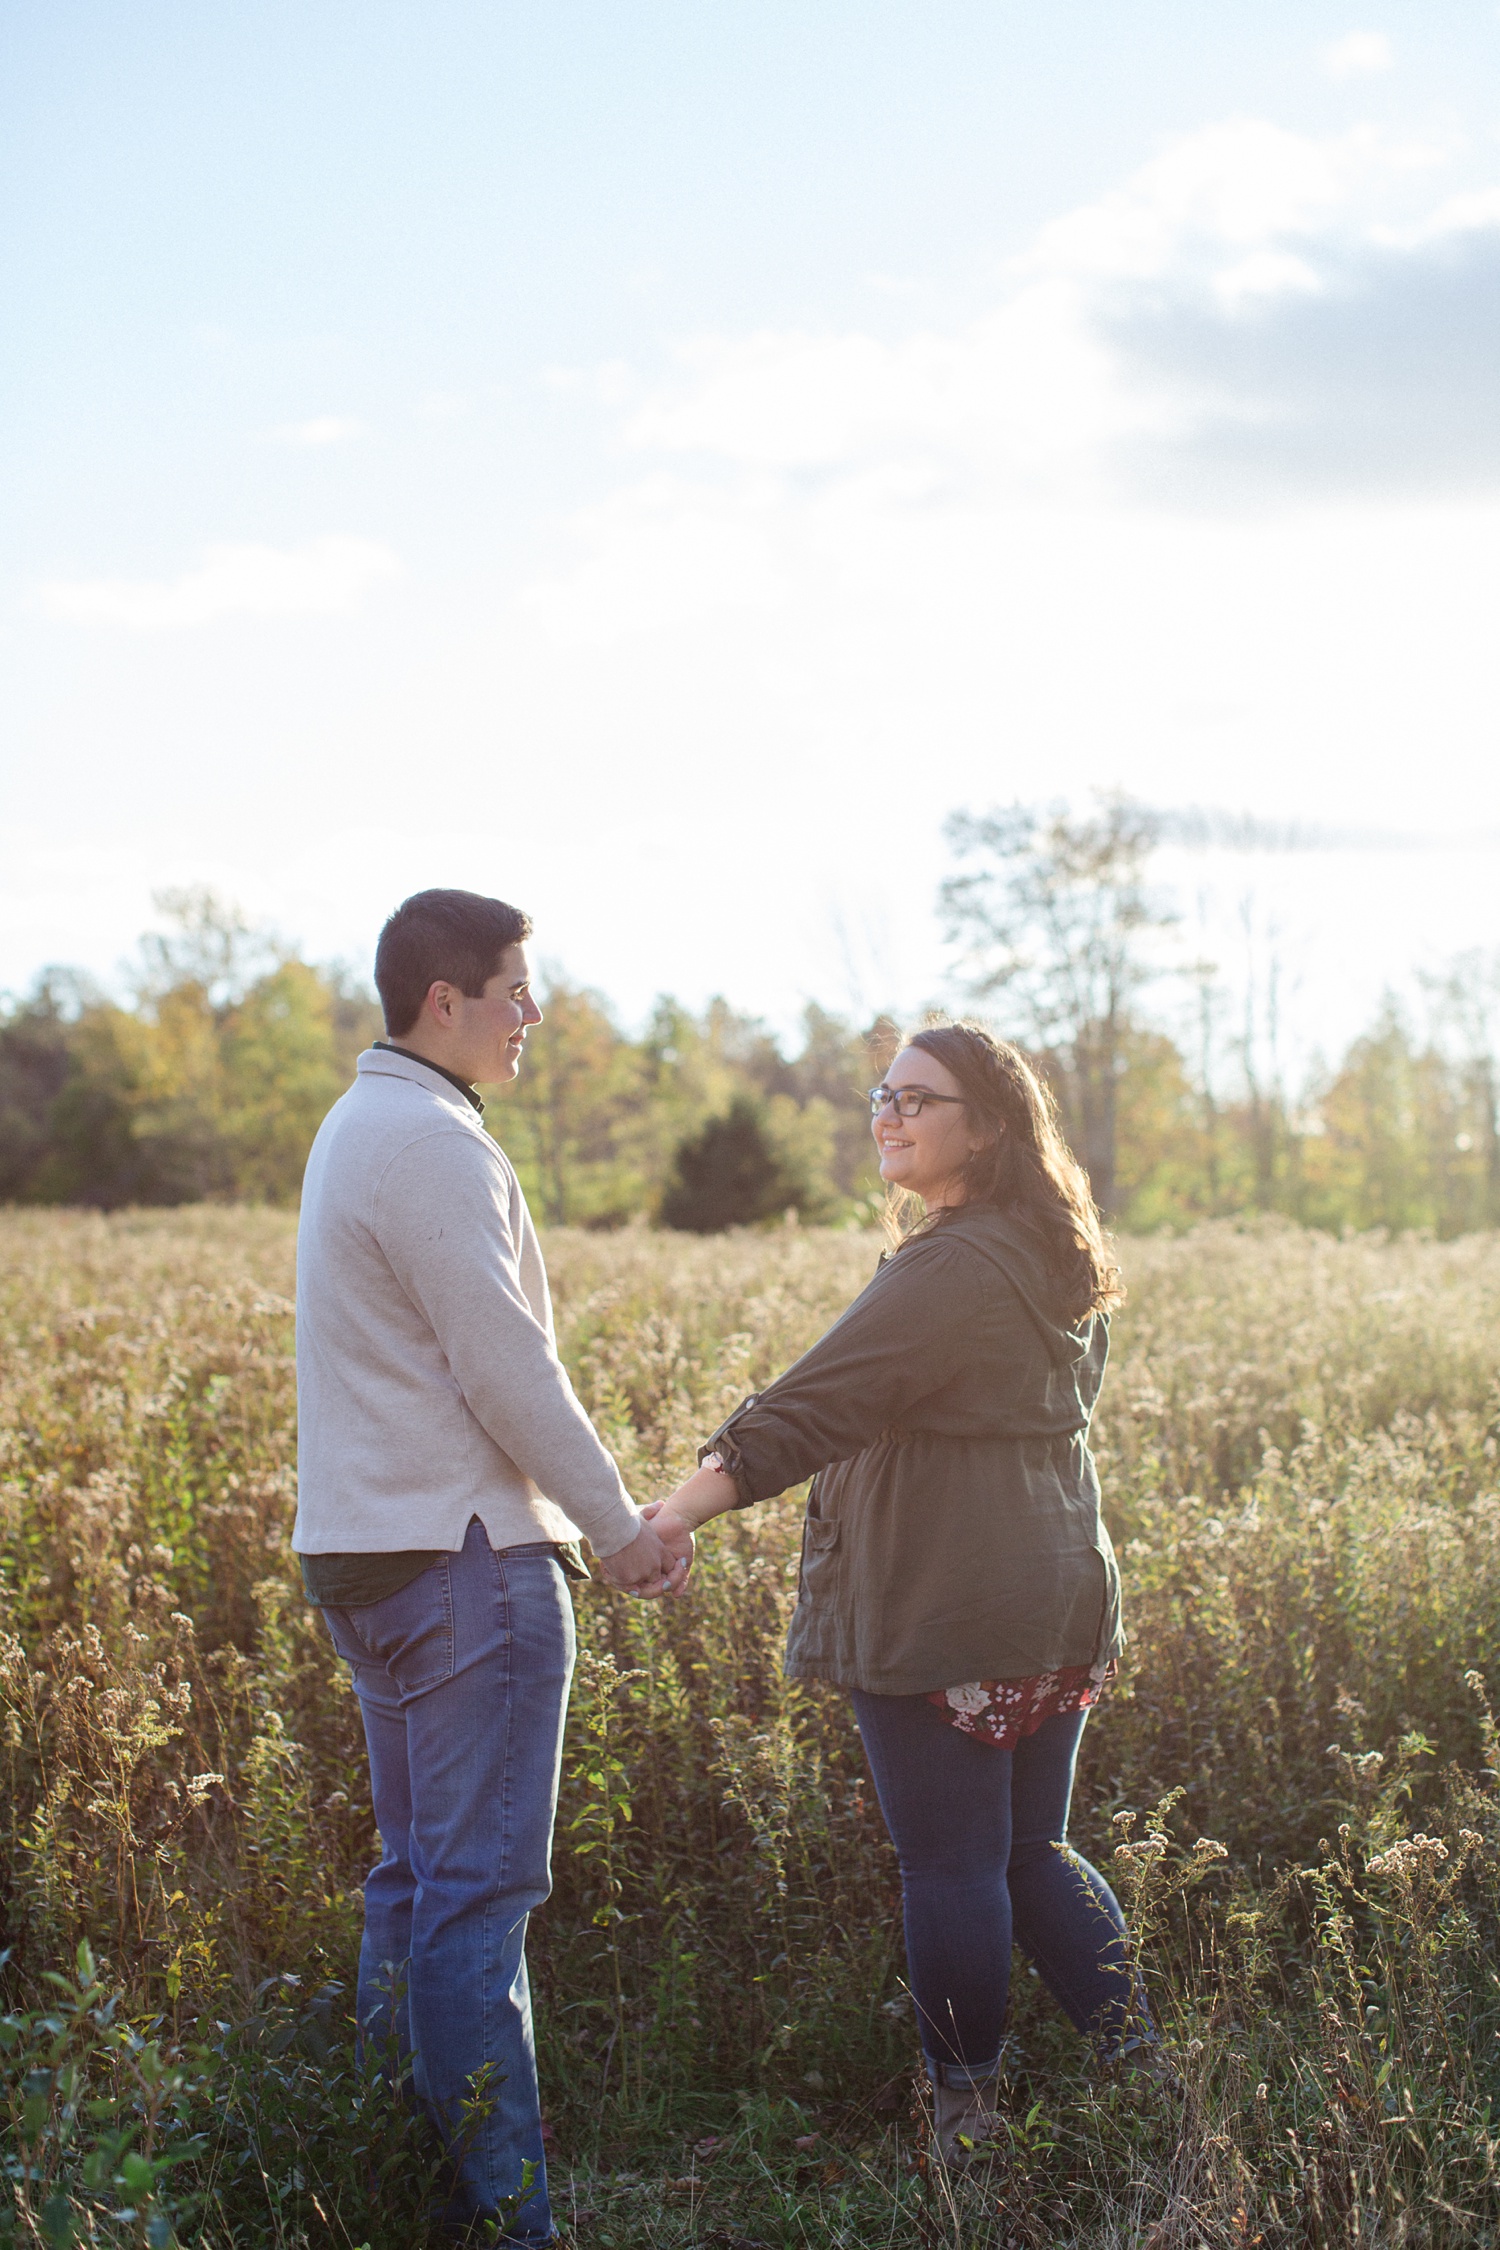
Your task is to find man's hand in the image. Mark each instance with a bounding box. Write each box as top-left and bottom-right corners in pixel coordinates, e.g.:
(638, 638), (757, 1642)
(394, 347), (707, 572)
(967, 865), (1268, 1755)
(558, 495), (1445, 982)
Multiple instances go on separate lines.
(597, 1517), (688, 1599)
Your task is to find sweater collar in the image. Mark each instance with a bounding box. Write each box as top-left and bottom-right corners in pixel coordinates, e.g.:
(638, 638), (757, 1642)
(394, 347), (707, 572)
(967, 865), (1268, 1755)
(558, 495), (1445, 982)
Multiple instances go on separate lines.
(364, 1042), (485, 1116)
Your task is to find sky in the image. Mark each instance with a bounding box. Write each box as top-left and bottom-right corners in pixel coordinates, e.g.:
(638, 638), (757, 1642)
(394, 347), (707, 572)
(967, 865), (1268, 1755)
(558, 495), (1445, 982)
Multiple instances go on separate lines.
(5, 1), (1500, 1074)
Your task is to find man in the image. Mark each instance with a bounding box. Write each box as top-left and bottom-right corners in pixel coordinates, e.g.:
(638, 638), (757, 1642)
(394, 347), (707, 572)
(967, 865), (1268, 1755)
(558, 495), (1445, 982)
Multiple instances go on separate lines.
(293, 887), (683, 2242)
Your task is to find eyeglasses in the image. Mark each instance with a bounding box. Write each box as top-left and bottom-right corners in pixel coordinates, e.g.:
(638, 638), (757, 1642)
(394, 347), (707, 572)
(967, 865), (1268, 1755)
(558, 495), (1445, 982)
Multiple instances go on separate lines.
(868, 1084), (967, 1119)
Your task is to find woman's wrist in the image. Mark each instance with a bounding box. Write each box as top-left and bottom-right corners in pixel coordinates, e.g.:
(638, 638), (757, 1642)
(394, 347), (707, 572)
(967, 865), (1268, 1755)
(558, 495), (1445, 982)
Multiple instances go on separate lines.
(667, 1460), (741, 1531)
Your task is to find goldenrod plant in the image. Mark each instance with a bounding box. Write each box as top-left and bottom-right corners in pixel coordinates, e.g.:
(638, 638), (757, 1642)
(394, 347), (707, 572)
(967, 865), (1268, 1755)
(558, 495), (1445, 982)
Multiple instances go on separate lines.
(6, 1209), (1500, 2242)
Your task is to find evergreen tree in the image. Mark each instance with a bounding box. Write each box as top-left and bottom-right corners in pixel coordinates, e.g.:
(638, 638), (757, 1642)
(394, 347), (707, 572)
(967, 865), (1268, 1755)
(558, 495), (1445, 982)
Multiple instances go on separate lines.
(661, 1098), (800, 1232)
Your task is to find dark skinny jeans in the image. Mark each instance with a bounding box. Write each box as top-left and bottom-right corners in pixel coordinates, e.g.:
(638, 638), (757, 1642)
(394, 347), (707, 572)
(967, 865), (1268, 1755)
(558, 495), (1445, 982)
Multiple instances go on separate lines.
(851, 1693), (1139, 2087)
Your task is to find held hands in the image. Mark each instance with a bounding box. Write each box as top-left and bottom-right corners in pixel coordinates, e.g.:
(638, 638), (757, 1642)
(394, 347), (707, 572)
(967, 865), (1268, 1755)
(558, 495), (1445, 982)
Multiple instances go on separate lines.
(597, 1512), (693, 1600)
(640, 1499), (696, 1582)
(597, 1456), (738, 1599)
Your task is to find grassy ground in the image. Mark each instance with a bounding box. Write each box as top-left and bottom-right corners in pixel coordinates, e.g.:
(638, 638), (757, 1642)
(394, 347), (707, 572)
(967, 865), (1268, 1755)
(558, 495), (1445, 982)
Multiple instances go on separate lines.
(5, 1209), (1500, 2244)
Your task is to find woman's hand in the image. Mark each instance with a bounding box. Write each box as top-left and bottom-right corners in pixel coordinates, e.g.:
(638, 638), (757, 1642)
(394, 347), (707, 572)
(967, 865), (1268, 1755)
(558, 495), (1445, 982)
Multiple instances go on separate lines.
(640, 1499), (696, 1591)
(622, 1460), (740, 1601)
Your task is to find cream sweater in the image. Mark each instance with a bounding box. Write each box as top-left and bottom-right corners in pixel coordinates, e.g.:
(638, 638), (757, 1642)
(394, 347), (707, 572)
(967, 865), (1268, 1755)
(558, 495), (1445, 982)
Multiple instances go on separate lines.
(293, 1048), (641, 1558)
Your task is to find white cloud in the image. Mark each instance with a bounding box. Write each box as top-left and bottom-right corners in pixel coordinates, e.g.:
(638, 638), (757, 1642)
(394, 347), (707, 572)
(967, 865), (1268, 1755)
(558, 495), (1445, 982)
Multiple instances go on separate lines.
(621, 307), (1150, 481)
(40, 535), (399, 630)
(270, 415), (369, 447)
(1210, 249), (1324, 310)
(1020, 119), (1413, 283)
(1323, 32), (1395, 80)
(1371, 184), (1500, 247)
(613, 134), (1321, 496)
(594, 120), (1449, 498)
(491, 146), (1499, 1040)
(521, 112), (1500, 655)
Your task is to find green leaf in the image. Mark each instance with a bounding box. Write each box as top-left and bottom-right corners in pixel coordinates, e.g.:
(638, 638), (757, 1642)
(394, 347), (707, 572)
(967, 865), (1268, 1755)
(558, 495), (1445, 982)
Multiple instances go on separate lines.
(39, 2196), (75, 2248)
(120, 2150), (159, 2195)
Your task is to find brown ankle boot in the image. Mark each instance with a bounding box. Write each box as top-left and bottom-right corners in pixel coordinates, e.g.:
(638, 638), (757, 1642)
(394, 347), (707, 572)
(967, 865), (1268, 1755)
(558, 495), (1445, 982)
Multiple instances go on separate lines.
(931, 2076), (1006, 2170)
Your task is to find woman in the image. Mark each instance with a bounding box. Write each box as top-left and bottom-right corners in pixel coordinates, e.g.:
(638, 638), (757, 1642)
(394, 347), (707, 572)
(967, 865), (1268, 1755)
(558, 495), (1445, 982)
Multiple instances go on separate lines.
(649, 1021), (1152, 2166)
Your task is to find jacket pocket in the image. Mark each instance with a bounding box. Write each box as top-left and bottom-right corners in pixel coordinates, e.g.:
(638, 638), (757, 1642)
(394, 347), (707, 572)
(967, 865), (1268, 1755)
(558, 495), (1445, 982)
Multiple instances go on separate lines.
(1091, 1526), (1125, 1659)
(797, 1513), (841, 1606)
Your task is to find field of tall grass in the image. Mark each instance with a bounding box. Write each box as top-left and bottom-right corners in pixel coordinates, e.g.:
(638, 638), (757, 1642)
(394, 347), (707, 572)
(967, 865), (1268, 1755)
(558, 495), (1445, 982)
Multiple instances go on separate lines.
(5, 1207), (1500, 2246)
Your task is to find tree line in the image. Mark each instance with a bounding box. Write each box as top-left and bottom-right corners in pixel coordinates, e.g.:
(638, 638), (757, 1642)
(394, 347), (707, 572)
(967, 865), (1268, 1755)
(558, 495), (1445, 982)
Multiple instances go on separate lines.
(2, 828), (1498, 1237)
(0, 889), (883, 1229)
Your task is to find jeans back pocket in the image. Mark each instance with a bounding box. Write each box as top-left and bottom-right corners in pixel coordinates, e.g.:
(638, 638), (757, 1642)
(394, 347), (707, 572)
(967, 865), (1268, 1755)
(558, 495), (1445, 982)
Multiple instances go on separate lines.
(326, 1558), (456, 1694)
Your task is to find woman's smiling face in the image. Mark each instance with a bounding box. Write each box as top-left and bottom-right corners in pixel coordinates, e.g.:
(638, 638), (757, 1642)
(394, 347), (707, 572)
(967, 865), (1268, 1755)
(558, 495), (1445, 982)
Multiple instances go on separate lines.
(871, 1045), (985, 1208)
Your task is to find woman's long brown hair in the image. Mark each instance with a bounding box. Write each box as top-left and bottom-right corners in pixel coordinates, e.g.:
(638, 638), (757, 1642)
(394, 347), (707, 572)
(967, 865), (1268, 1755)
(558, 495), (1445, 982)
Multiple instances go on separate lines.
(890, 1019), (1123, 1319)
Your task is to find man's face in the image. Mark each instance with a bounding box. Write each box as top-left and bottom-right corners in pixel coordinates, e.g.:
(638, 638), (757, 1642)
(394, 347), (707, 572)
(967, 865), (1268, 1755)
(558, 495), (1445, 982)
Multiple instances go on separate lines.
(452, 943), (544, 1083)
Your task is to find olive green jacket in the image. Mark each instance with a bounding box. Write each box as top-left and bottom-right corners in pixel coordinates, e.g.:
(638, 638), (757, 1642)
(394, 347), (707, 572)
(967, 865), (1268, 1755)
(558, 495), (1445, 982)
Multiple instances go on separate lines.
(703, 1206), (1123, 1697)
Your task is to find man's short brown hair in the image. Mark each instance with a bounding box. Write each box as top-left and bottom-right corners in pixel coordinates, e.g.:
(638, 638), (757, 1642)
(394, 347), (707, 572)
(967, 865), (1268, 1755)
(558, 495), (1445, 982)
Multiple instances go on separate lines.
(374, 889), (532, 1038)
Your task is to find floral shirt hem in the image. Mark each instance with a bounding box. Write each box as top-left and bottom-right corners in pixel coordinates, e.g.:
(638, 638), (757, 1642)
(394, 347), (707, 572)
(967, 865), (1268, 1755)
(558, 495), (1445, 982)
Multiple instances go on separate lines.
(927, 1656), (1117, 1749)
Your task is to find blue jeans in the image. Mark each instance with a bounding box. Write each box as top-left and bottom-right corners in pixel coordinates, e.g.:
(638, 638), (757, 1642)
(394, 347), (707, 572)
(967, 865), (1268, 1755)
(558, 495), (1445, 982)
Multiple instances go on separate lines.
(322, 1522), (575, 2241)
(851, 1693), (1140, 2087)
